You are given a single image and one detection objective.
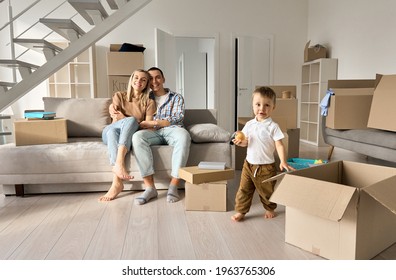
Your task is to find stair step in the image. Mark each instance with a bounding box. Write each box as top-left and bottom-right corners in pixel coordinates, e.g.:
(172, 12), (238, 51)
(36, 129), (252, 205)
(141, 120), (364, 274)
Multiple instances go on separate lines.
(68, 0), (109, 25)
(39, 18), (86, 42)
(0, 81), (16, 88)
(13, 38), (63, 61)
(0, 60), (39, 79)
(106, 0), (127, 9)
(0, 81), (16, 94)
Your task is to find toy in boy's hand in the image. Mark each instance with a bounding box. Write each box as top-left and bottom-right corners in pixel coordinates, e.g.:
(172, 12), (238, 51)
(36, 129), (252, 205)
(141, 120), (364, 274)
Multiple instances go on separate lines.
(230, 130), (245, 144)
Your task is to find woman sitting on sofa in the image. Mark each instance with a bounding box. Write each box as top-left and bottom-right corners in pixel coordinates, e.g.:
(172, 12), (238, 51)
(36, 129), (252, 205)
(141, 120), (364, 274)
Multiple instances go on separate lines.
(99, 69), (156, 202)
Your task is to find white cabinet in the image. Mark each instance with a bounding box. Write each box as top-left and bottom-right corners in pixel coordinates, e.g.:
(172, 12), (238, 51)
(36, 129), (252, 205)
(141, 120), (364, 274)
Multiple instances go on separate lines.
(48, 43), (96, 98)
(300, 58), (337, 146)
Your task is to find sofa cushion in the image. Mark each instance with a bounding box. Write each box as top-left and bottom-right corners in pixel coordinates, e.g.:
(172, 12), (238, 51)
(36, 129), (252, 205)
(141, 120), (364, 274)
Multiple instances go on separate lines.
(43, 97), (112, 137)
(187, 123), (230, 143)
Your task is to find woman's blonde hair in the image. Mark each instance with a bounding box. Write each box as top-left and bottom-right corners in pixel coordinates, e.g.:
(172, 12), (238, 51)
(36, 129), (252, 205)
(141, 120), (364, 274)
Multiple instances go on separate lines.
(126, 69), (151, 106)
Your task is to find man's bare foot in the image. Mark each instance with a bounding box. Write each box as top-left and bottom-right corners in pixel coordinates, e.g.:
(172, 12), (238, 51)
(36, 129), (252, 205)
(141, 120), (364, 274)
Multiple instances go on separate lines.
(231, 213), (245, 222)
(112, 164), (133, 180)
(98, 180), (124, 202)
(264, 210), (276, 219)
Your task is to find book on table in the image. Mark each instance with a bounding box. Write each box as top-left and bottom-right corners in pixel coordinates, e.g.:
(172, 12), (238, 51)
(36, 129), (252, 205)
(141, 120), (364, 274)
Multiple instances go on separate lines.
(24, 111), (56, 120)
(198, 161), (227, 170)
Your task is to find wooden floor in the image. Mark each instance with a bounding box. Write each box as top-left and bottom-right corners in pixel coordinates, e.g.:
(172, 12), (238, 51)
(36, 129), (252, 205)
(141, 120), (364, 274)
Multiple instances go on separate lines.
(1, 143), (395, 260)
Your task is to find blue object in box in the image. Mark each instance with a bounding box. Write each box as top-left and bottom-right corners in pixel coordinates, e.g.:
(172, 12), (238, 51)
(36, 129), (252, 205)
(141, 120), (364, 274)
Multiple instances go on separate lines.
(287, 158), (328, 170)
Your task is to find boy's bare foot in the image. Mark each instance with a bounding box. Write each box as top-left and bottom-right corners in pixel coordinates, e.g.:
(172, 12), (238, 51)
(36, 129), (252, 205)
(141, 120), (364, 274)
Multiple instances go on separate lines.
(98, 180), (124, 202)
(231, 213), (245, 222)
(264, 210), (276, 219)
(112, 164), (133, 180)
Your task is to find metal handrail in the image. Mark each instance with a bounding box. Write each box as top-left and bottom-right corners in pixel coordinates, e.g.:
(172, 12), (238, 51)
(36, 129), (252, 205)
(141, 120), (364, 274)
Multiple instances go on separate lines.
(0, 0), (41, 32)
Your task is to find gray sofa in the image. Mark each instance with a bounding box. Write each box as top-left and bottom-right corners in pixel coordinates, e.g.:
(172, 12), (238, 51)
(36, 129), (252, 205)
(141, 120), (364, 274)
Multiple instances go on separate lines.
(321, 117), (396, 162)
(0, 97), (234, 196)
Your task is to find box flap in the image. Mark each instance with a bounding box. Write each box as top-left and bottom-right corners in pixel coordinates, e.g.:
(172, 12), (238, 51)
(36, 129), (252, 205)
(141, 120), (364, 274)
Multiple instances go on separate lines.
(363, 176), (396, 215)
(331, 88), (374, 96)
(368, 74), (396, 132)
(271, 174), (356, 221)
(328, 79), (376, 89)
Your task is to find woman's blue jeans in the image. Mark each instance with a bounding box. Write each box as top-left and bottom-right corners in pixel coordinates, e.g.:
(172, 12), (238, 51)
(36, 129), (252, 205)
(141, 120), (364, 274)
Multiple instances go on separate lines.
(102, 117), (139, 165)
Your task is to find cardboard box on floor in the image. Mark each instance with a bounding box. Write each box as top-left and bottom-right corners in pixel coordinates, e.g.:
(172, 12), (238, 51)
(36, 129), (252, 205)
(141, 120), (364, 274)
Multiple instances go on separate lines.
(14, 118), (68, 146)
(368, 74), (396, 132)
(270, 161), (396, 260)
(326, 79), (376, 129)
(185, 181), (227, 211)
(106, 44), (144, 76)
(179, 167), (233, 212)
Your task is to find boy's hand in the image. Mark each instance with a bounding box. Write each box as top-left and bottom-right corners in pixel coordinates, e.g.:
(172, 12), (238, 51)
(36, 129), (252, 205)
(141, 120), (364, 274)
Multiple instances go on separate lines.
(279, 162), (296, 172)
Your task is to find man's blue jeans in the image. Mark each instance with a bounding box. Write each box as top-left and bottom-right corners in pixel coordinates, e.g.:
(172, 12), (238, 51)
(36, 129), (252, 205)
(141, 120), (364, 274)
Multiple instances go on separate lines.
(102, 117), (139, 165)
(132, 126), (191, 178)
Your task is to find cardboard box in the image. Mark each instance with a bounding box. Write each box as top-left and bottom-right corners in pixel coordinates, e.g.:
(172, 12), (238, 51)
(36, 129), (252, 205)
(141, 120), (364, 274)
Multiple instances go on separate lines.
(304, 40), (327, 62)
(368, 74), (396, 132)
(185, 181), (227, 211)
(179, 166), (234, 184)
(325, 79), (376, 129)
(270, 161), (396, 260)
(108, 75), (130, 95)
(14, 118), (68, 146)
(106, 49), (144, 75)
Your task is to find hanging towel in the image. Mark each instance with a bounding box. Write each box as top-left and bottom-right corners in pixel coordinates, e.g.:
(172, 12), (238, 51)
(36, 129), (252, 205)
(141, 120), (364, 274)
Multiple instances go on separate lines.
(320, 89), (334, 116)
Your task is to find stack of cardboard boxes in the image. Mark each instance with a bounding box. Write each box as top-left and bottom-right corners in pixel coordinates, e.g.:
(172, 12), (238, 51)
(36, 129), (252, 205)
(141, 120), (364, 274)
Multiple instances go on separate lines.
(179, 166), (235, 212)
(325, 74), (396, 132)
(235, 85), (300, 170)
(106, 44), (144, 96)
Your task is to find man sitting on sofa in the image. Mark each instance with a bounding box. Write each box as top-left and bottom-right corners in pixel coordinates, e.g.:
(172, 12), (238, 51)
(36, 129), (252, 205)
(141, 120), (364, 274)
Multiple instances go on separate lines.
(131, 67), (191, 204)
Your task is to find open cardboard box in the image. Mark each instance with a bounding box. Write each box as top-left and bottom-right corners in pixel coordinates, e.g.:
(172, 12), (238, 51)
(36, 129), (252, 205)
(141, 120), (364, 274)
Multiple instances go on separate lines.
(326, 79), (376, 129)
(304, 40), (327, 62)
(270, 161), (396, 260)
(368, 74), (396, 132)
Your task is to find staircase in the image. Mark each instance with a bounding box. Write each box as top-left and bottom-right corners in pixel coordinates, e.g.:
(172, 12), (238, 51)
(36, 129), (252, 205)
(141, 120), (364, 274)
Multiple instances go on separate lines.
(0, 0), (152, 113)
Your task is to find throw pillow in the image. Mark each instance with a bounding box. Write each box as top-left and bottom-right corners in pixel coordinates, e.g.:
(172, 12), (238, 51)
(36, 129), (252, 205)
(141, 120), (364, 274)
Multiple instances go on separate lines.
(43, 97), (111, 137)
(187, 123), (231, 143)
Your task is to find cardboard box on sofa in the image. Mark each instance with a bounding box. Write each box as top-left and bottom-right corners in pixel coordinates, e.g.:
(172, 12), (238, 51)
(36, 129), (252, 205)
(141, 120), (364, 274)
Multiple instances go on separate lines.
(179, 166), (234, 185)
(368, 74), (396, 132)
(108, 75), (130, 95)
(14, 118), (67, 146)
(270, 161), (396, 260)
(325, 82), (375, 129)
(106, 44), (144, 76)
(185, 181), (227, 211)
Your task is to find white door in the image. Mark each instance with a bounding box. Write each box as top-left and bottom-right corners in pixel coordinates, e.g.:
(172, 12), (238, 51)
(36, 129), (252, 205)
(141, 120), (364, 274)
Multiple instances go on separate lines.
(181, 51), (207, 109)
(155, 28), (177, 90)
(236, 36), (272, 128)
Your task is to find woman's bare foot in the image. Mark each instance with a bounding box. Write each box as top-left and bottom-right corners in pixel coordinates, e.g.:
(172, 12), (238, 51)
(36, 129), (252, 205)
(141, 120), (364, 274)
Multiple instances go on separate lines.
(99, 180), (124, 202)
(112, 164), (133, 180)
(231, 213), (245, 222)
(264, 210), (276, 219)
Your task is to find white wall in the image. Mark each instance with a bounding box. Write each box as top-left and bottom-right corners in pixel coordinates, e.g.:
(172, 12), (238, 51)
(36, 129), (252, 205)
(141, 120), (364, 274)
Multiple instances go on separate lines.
(308, 0), (396, 79)
(4, 0), (309, 132)
(94, 0), (309, 132)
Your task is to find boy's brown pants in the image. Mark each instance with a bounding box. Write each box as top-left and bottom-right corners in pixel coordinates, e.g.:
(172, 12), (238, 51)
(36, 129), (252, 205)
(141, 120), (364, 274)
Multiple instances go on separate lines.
(235, 160), (277, 214)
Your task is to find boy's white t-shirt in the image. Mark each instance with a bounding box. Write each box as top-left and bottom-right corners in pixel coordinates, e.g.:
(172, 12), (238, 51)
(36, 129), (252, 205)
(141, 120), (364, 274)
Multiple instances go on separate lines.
(242, 117), (284, 164)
